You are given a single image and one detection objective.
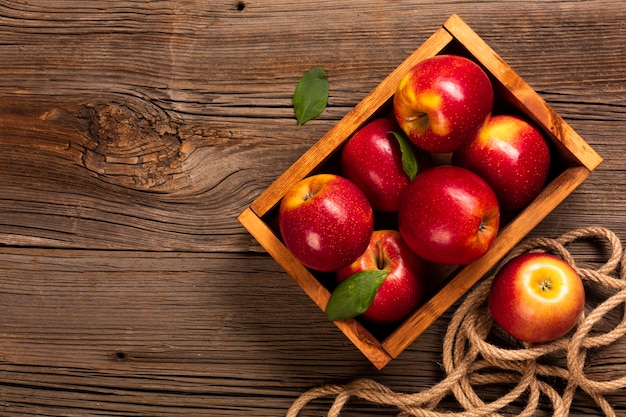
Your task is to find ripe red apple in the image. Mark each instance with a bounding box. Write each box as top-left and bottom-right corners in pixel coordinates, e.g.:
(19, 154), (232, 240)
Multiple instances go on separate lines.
(393, 54), (494, 153)
(452, 114), (551, 213)
(398, 165), (500, 265)
(488, 253), (585, 343)
(279, 173), (374, 272)
(340, 117), (413, 212)
(336, 230), (427, 323)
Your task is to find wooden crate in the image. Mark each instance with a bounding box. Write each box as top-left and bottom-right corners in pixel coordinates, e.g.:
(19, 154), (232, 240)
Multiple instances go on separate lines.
(238, 14), (602, 369)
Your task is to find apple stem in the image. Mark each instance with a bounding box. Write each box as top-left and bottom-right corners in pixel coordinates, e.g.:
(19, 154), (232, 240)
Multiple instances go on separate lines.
(376, 241), (387, 270)
(405, 112), (428, 123)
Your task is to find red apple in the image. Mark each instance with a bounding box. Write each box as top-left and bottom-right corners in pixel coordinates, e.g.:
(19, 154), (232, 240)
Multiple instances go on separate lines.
(452, 114), (551, 213)
(340, 117), (413, 212)
(335, 230), (427, 323)
(488, 252), (585, 343)
(279, 173), (374, 272)
(393, 54), (494, 153)
(398, 165), (500, 265)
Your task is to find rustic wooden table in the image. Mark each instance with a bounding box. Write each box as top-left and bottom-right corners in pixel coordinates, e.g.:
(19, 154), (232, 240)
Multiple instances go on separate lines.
(1, 1), (625, 416)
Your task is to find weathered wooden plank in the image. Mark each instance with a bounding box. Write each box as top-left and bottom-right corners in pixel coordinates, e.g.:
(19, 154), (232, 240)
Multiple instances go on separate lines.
(2, 246), (626, 416)
(0, 248), (446, 416)
(0, 2), (625, 254)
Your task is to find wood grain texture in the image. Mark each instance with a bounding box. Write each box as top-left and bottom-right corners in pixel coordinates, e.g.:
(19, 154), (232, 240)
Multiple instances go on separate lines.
(1, 1), (626, 416)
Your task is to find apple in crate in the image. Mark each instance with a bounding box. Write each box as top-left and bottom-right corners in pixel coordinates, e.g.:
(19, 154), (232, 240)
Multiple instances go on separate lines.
(278, 173), (374, 272)
(340, 117), (416, 212)
(398, 165), (500, 265)
(393, 54), (494, 153)
(334, 230), (427, 324)
(453, 114), (551, 213)
(489, 253), (585, 343)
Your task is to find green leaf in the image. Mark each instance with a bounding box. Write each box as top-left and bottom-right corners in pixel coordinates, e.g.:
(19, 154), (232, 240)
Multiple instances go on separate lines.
(390, 130), (419, 180)
(293, 66), (329, 127)
(325, 270), (388, 321)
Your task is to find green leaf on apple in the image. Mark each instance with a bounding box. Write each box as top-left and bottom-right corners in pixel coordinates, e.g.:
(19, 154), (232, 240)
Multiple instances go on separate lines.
(325, 270), (388, 321)
(293, 66), (329, 127)
(390, 131), (418, 180)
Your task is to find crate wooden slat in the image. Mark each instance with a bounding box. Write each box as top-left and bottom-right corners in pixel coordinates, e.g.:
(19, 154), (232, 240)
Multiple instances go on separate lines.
(238, 14), (602, 370)
(442, 14), (602, 172)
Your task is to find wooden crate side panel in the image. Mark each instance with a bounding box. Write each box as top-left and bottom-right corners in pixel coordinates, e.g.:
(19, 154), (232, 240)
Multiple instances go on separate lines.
(443, 14), (603, 172)
(238, 208), (391, 368)
(383, 165), (592, 357)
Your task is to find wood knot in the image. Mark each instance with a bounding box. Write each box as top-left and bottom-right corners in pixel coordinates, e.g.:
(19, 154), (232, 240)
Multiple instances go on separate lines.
(83, 101), (183, 191)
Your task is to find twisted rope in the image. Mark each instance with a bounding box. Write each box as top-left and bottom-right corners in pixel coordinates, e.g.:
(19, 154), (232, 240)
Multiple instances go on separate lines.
(286, 226), (626, 417)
